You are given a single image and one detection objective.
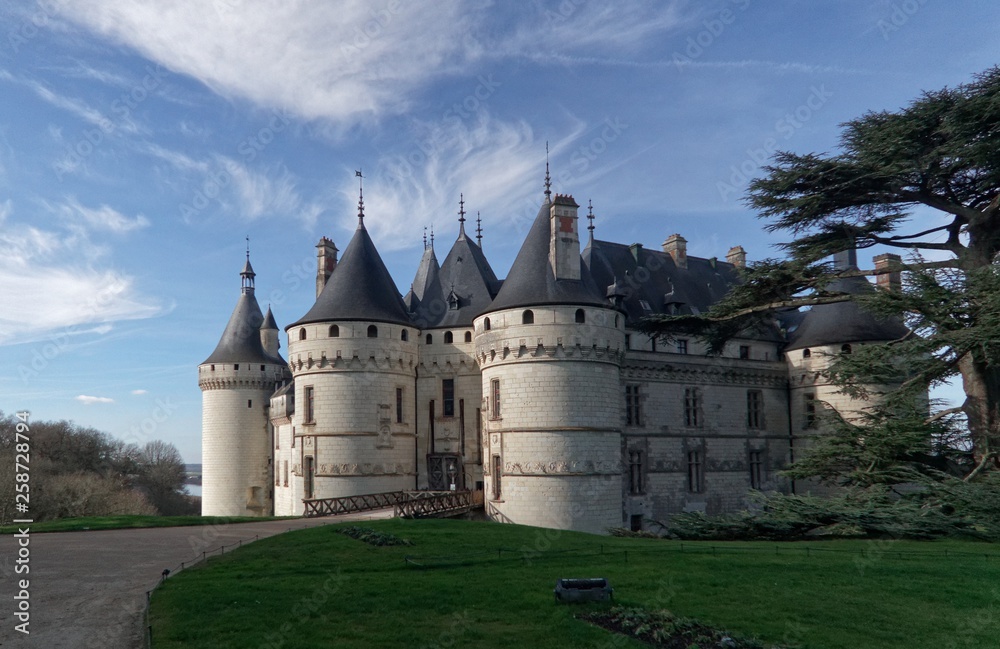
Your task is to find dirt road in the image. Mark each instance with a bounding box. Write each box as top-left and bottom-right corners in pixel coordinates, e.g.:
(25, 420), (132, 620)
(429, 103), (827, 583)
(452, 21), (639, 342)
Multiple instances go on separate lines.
(0, 511), (393, 649)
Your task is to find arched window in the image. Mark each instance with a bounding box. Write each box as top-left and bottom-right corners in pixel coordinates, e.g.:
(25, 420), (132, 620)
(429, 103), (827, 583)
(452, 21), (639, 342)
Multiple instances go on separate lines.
(426, 334), (433, 345)
(575, 308), (585, 323)
(444, 331), (454, 344)
(484, 317), (491, 331)
(841, 343), (852, 354)
(401, 329), (408, 342)
(522, 310), (534, 325)
(329, 325), (339, 338)
(464, 331), (472, 343)
(298, 328), (307, 341)
(367, 325), (378, 338)
(802, 348), (811, 358)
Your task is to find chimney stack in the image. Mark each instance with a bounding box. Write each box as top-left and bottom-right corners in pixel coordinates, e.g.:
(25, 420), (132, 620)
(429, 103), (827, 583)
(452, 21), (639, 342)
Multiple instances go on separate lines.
(549, 194), (581, 281)
(726, 245), (746, 268)
(873, 253), (902, 291)
(663, 234), (687, 269)
(316, 237), (338, 297)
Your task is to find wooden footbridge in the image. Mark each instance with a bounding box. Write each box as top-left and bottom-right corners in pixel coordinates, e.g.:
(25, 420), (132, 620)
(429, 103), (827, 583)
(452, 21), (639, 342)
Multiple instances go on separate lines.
(303, 489), (483, 519)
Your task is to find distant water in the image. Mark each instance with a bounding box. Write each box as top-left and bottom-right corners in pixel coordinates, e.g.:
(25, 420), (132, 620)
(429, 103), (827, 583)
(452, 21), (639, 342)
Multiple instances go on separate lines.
(183, 484), (203, 497)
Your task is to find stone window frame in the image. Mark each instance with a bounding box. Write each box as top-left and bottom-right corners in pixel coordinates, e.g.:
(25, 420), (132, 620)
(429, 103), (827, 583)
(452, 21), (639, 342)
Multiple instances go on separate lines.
(442, 378), (456, 418)
(489, 378), (501, 420)
(627, 445), (646, 495)
(746, 389), (764, 430)
(683, 387), (703, 428)
(303, 386), (315, 425)
(625, 384), (643, 427)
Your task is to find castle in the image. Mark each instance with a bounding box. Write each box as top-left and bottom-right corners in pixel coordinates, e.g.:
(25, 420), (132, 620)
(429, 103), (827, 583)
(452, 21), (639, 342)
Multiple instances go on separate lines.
(199, 172), (907, 534)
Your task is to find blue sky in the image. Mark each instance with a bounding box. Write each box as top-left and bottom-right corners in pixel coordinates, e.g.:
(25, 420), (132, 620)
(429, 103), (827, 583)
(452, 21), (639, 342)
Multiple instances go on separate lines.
(1, 1), (996, 463)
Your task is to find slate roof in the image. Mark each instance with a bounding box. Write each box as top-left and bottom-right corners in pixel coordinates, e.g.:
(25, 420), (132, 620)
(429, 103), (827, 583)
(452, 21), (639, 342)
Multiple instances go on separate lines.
(485, 202), (606, 312)
(404, 245), (443, 316)
(430, 225), (502, 328)
(261, 305), (278, 330)
(784, 273), (910, 350)
(583, 238), (745, 325)
(289, 219), (410, 328)
(202, 286), (286, 366)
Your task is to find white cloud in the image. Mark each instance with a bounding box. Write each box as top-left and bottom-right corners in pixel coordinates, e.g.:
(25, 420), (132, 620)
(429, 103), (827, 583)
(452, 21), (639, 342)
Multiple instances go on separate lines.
(55, 198), (150, 233)
(131, 389), (148, 395)
(53, 1), (473, 126)
(52, 2), (685, 128)
(0, 212), (162, 345)
(76, 395), (115, 405)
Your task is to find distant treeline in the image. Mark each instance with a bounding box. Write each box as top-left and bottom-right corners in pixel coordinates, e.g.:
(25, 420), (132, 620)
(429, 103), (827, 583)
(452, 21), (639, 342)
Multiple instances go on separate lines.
(0, 411), (197, 524)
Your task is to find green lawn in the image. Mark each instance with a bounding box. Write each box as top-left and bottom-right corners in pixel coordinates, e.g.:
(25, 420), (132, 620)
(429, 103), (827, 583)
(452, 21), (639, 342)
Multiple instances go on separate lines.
(0, 514), (292, 534)
(149, 519), (1000, 649)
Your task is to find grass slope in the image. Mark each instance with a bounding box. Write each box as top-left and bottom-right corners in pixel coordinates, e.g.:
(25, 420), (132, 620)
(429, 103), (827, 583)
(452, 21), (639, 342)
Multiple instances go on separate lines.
(0, 515), (292, 534)
(149, 519), (1000, 649)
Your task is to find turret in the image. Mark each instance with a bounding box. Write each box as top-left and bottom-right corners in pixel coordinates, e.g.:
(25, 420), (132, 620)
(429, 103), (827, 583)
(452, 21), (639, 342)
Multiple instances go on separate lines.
(260, 306), (279, 358)
(475, 172), (625, 534)
(200, 254), (290, 517)
(278, 189), (418, 512)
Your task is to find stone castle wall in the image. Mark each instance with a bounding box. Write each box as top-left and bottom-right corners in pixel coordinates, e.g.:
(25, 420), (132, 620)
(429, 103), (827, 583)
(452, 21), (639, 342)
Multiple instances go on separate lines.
(199, 361), (284, 516)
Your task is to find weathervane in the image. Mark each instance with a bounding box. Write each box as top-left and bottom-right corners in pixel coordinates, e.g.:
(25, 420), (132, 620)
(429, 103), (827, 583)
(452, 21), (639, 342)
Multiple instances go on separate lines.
(355, 169), (365, 224)
(458, 193), (466, 237)
(544, 141), (552, 202)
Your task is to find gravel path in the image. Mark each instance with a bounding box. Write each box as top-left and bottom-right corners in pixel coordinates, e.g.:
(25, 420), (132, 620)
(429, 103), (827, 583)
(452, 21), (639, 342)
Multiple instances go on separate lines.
(0, 511), (394, 649)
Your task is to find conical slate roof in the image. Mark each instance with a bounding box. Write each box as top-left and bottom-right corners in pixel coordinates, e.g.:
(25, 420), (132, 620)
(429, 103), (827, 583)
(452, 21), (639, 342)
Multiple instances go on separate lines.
(202, 286), (285, 366)
(290, 221), (410, 327)
(261, 305), (278, 330)
(486, 201), (605, 312)
(785, 252), (910, 350)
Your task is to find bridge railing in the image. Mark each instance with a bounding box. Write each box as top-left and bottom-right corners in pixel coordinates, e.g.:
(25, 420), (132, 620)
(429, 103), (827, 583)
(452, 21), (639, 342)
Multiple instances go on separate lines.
(303, 489), (481, 519)
(393, 490), (474, 519)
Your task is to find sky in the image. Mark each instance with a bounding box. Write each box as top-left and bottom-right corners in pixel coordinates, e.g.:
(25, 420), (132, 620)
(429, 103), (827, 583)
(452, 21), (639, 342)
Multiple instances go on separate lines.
(1, 1), (997, 464)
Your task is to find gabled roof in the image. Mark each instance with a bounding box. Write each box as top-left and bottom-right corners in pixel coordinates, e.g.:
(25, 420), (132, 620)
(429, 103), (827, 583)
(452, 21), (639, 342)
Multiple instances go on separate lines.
(289, 221), (410, 327)
(431, 228), (501, 328)
(485, 202), (605, 312)
(202, 290), (285, 366)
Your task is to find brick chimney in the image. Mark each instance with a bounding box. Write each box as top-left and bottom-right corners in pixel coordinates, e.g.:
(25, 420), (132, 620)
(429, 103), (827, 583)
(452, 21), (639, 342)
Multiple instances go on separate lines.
(316, 237), (338, 297)
(873, 253), (902, 291)
(549, 194), (581, 281)
(662, 234), (687, 269)
(726, 245), (746, 268)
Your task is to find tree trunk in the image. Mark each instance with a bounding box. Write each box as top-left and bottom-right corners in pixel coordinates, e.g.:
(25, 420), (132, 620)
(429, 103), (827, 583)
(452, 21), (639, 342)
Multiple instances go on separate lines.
(958, 352), (1000, 471)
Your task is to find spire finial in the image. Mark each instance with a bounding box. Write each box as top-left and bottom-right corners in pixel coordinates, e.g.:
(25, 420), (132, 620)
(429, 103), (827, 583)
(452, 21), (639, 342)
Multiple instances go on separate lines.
(355, 169), (365, 228)
(475, 211), (483, 249)
(423, 226), (428, 250)
(430, 224), (435, 249)
(544, 141), (552, 202)
(458, 193), (466, 238)
(587, 199), (595, 242)
(240, 239), (256, 294)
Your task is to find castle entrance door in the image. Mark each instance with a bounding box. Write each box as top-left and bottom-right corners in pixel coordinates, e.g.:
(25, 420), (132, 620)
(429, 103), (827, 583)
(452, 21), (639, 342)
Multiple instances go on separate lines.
(427, 454), (463, 490)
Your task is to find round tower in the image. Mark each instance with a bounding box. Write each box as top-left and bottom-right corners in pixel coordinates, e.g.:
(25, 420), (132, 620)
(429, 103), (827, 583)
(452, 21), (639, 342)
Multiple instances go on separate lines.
(199, 256), (289, 516)
(284, 200), (418, 502)
(475, 190), (625, 534)
(783, 249), (910, 495)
